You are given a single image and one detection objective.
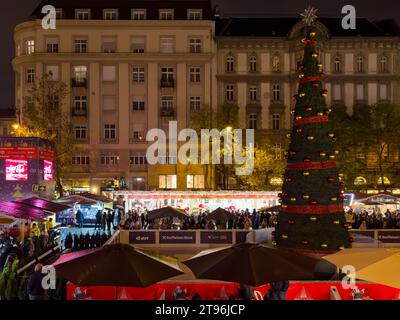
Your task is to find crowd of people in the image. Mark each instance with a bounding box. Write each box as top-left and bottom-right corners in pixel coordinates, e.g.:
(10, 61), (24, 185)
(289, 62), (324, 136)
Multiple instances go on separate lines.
(119, 207), (400, 231)
(0, 219), (58, 272)
(63, 232), (112, 250)
(119, 209), (279, 231)
(346, 209), (400, 229)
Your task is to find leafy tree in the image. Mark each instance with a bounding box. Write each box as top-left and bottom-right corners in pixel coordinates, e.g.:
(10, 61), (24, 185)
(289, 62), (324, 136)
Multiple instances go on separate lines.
(14, 73), (76, 197)
(332, 103), (400, 191)
(235, 144), (285, 190)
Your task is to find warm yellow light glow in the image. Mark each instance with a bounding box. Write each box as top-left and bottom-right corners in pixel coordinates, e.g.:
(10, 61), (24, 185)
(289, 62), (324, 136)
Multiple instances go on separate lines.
(12, 123), (20, 130)
(225, 126), (232, 132)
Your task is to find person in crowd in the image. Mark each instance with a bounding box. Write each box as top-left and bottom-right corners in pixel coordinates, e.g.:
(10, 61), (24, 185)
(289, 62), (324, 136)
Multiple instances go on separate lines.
(76, 209), (84, 229)
(27, 263), (47, 300)
(238, 283), (254, 300)
(102, 211), (107, 231)
(107, 213), (113, 232)
(73, 234), (79, 250)
(30, 223), (41, 238)
(265, 281), (290, 300)
(95, 209), (102, 230)
(64, 233), (73, 249)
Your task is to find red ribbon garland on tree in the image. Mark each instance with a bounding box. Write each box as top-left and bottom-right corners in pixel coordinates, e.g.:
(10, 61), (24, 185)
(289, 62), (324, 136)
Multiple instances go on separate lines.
(304, 39), (317, 47)
(300, 75), (323, 84)
(294, 115), (329, 126)
(280, 204), (344, 214)
(286, 161), (337, 170)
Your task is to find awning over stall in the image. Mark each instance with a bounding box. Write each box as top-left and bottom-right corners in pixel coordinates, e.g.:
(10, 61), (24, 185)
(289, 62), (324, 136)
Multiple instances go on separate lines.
(56, 195), (97, 206)
(0, 202), (51, 221)
(79, 192), (113, 203)
(15, 197), (71, 213)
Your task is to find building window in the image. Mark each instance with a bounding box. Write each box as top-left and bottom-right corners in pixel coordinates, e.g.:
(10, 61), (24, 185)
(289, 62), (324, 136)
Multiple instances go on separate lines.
(55, 8), (63, 19)
(189, 38), (202, 53)
(226, 84), (234, 101)
(48, 95), (59, 109)
(334, 56), (341, 73)
(272, 114), (280, 130)
(104, 124), (117, 140)
(249, 55), (257, 72)
(249, 113), (257, 130)
(130, 153), (147, 165)
(74, 96), (87, 111)
(103, 9), (118, 20)
(46, 66), (59, 81)
(159, 175), (177, 189)
(333, 84), (341, 101)
(26, 40), (35, 55)
(226, 55), (234, 72)
(160, 37), (175, 53)
(161, 96), (174, 115)
(131, 9), (146, 20)
(356, 55), (364, 73)
(73, 66), (87, 82)
(190, 96), (201, 111)
(75, 39), (87, 53)
(101, 153), (119, 165)
(272, 84), (280, 101)
(356, 84), (364, 101)
(187, 9), (202, 20)
(131, 37), (145, 53)
(103, 96), (116, 111)
(249, 86), (257, 102)
(102, 65), (116, 82)
(132, 131), (144, 141)
(132, 66), (145, 83)
(16, 44), (21, 57)
(26, 68), (35, 83)
(159, 9), (174, 20)
(74, 126), (87, 140)
(132, 96), (145, 111)
(102, 37), (116, 53)
(380, 56), (388, 73)
(72, 155), (89, 165)
(75, 9), (90, 20)
(187, 175), (205, 189)
(161, 67), (174, 82)
(190, 67), (201, 83)
(380, 84), (388, 100)
(46, 38), (59, 53)
(272, 55), (280, 72)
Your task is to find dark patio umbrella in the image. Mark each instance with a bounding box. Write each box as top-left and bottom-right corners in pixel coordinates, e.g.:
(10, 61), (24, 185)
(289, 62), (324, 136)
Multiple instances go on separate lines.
(183, 243), (329, 286)
(147, 207), (187, 220)
(52, 243), (183, 287)
(206, 207), (235, 221)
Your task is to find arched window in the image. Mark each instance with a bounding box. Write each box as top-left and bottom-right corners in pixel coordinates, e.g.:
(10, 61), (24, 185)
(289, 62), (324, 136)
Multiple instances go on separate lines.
(380, 55), (388, 73)
(249, 54), (257, 72)
(356, 55), (364, 73)
(354, 176), (367, 186)
(272, 55), (280, 72)
(334, 56), (341, 73)
(226, 54), (234, 72)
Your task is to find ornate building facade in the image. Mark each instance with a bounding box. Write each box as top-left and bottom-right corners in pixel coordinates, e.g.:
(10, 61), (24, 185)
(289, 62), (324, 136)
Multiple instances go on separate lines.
(12, 1), (400, 192)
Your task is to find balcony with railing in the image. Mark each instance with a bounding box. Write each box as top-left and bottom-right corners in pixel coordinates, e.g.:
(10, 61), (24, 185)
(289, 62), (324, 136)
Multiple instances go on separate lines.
(71, 107), (87, 117)
(160, 107), (175, 117)
(160, 78), (175, 88)
(71, 78), (87, 88)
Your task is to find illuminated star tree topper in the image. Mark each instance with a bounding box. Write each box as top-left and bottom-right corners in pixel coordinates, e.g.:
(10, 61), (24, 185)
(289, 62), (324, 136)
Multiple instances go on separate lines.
(300, 5), (318, 26)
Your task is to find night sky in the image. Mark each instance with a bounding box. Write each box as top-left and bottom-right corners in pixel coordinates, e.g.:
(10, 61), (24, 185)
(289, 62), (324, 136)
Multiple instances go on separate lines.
(1, 0), (400, 108)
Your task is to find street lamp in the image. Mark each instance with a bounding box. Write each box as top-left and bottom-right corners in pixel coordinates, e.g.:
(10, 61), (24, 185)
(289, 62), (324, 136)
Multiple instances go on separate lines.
(12, 123), (20, 131)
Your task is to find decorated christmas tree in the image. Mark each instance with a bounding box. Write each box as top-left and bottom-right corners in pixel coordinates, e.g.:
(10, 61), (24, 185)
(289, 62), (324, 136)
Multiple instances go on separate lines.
(275, 8), (351, 254)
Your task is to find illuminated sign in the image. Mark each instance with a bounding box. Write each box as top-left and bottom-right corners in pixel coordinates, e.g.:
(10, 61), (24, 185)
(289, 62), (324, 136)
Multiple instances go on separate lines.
(43, 160), (54, 181)
(6, 159), (28, 181)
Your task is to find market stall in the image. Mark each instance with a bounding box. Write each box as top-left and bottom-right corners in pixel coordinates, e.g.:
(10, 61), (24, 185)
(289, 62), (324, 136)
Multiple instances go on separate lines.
(113, 191), (280, 214)
(353, 194), (400, 214)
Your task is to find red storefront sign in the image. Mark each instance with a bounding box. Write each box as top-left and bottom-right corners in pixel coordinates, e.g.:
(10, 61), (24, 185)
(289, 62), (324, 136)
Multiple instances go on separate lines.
(0, 147), (39, 159)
